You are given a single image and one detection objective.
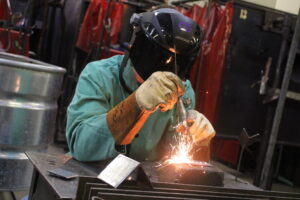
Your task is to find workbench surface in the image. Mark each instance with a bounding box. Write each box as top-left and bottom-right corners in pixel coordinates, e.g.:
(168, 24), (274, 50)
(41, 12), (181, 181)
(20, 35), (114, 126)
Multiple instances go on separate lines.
(26, 151), (266, 199)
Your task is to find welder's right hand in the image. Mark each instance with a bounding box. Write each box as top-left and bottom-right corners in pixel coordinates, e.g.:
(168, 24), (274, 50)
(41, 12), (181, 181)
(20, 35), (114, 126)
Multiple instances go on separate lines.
(135, 71), (185, 112)
(107, 71), (184, 145)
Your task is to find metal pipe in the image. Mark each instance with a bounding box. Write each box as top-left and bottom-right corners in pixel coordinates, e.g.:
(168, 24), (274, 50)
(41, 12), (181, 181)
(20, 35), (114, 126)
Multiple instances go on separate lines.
(270, 16), (290, 93)
(253, 107), (273, 186)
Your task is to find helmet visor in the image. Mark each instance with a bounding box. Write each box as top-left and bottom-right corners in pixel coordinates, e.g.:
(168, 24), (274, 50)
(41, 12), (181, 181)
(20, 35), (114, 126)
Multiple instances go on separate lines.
(130, 32), (197, 80)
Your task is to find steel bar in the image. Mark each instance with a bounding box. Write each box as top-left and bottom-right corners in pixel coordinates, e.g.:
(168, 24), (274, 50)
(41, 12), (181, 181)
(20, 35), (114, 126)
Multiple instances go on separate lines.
(235, 146), (244, 180)
(270, 16), (290, 94)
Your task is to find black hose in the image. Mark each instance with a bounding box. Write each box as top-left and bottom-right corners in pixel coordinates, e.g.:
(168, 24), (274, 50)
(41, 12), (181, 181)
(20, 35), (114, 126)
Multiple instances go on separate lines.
(10, 191), (17, 200)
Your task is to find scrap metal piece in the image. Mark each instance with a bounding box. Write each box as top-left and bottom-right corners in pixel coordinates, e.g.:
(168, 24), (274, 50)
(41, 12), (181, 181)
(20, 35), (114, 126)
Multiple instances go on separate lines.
(236, 128), (259, 180)
(98, 154), (140, 188)
(239, 128), (259, 148)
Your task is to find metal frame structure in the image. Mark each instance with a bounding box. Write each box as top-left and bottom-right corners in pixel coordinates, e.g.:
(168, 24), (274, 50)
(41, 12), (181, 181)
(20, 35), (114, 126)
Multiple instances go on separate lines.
(259, 8), (300, 189)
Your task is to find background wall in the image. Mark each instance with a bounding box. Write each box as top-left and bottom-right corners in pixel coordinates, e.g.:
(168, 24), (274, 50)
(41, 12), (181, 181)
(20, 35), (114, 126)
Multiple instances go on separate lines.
(275, 0), (300, 15)
(242, 0), (300, 14)
(242, 0), (276, 9)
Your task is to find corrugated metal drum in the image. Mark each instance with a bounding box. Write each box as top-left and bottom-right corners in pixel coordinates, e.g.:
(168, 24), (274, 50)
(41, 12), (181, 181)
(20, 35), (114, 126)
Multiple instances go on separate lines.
(0, 52), (66, 190)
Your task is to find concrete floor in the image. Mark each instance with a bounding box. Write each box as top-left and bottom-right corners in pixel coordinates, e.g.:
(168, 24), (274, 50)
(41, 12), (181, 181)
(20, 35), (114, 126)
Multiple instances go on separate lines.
(1, 144), (300, 200)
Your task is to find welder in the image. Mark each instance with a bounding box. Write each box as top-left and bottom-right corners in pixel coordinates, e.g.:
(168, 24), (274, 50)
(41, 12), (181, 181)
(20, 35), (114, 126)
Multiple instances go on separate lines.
(66, 8), (215, 162)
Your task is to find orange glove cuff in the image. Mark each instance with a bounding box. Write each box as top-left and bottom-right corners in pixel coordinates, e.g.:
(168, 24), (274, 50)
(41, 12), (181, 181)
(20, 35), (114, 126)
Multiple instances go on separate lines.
(107, 93), (151, 145)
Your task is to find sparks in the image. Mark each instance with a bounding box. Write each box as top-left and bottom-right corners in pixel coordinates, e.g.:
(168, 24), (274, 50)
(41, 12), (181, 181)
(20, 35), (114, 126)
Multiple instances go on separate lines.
(168, 134), (193, 163)
(161, 121), (195, 167)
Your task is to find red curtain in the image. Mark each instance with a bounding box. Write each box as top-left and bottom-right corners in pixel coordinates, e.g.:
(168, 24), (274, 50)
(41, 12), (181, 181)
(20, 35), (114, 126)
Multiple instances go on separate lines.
(180, 3), (234, 163)
(181, 2), (233, 124)
(76, 0), (124, 53)
(0, 28), (30, 56)
(0, 1), (29, 56)
(0, 0), (11, 21)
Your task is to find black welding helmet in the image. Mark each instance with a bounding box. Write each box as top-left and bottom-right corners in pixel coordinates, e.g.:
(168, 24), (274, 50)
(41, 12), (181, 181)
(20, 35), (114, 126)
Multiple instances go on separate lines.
(129, 8), (202, 80)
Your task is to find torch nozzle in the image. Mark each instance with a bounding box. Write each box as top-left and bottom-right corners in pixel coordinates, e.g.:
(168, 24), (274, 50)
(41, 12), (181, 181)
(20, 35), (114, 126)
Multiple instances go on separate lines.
(176, 98), (189, 134)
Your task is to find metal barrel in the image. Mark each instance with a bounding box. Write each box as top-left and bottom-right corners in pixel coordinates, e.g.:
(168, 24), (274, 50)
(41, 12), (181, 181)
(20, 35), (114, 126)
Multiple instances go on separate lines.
(0, 52), (66, 190)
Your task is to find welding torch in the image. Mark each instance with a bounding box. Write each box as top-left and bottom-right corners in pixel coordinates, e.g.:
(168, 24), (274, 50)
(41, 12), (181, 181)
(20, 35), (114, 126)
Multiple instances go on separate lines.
(173, 46), (193, 141)
(176, 98), (194, 142)
(177, 98), (187, 129)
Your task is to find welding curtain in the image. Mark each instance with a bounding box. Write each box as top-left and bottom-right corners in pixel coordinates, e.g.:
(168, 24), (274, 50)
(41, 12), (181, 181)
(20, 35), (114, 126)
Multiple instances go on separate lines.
(0, 0), (29, 56)
(76, 0), (124, 53)
(180, 2), (233, 124)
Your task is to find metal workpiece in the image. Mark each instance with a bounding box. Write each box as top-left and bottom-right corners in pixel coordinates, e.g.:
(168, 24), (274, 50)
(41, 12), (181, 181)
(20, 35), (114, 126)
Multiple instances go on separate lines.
(155, 162), (224, 186)
(0, 52), (66, 190)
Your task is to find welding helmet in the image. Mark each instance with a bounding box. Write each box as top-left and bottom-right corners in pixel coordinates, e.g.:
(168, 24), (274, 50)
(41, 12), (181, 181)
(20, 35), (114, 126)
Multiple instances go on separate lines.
(129, 8), (202, 80)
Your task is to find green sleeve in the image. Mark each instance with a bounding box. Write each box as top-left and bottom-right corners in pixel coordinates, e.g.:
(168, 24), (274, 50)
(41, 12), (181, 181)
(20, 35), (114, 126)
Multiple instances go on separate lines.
(66, 62), (118, 161)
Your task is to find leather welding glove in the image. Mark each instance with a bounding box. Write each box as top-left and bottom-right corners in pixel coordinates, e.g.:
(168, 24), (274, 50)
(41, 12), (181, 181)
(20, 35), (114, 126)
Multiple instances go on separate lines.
(187, 110), (216, 144)
(135, 71), (185, 112)
(186, 110), (215, 162)
(107, 71), (185, 145)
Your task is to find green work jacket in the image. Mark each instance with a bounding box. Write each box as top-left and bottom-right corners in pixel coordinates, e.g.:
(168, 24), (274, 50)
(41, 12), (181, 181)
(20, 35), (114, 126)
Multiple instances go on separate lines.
(66, 55), (195, 161)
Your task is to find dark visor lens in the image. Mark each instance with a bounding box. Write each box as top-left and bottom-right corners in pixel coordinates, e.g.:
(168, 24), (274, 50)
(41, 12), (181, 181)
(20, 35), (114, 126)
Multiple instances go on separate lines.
(130, 33), (173, 79)
(130, 32), (196, 80)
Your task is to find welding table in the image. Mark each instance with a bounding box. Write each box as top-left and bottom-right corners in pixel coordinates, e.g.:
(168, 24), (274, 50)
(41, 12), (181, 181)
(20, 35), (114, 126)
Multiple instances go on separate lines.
(27, 152), (300, 200)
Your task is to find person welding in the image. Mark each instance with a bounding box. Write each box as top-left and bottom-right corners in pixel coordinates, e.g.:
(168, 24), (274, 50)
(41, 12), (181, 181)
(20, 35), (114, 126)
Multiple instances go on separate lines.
(66, 8), (215, 162)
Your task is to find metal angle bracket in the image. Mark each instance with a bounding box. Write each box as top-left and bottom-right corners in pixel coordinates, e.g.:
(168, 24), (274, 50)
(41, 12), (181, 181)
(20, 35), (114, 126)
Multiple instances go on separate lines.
(236, 128), (259, 180)
(97, 154), (152, 189)
(239, 128), (260, 148)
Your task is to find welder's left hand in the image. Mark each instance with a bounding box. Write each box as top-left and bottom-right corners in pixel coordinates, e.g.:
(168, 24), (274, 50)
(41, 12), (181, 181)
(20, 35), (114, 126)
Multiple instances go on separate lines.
(187, 110), (216, 144)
